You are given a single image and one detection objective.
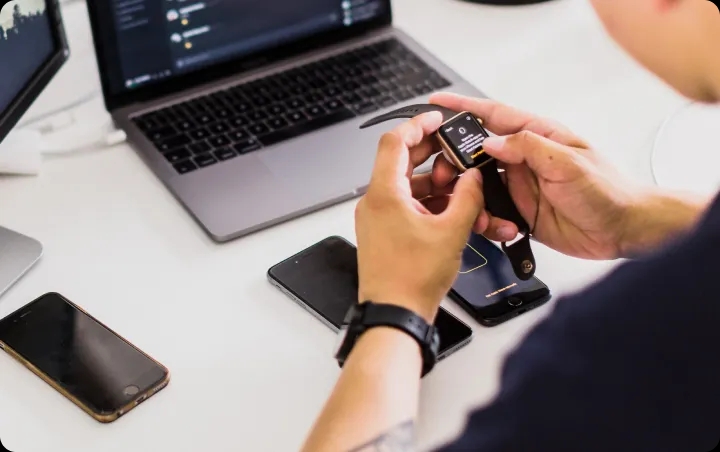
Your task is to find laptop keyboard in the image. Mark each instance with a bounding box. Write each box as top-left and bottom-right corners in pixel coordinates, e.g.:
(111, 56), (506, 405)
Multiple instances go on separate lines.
(132, 38), (451, 175)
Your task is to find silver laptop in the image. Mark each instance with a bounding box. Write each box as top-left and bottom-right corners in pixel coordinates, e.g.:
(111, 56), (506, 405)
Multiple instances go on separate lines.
(86, 1), (484, 241)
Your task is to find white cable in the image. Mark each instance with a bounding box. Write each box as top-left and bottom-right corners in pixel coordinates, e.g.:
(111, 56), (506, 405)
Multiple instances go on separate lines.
(40, 119), (127, 156)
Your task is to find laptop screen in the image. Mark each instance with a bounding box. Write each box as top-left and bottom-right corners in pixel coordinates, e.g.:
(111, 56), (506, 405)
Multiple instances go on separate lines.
(99, 0), (388, 95)
(0, 0), (57, 117)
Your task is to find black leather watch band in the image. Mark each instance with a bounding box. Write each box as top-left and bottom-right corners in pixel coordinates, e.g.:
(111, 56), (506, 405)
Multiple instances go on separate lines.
(359, 104), (459, 126)
(336, 302), (440, 377)
(359, 104), (536, 280)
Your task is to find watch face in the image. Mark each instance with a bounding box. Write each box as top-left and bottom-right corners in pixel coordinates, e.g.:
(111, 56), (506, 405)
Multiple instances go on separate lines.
(438, 113), (492, 169)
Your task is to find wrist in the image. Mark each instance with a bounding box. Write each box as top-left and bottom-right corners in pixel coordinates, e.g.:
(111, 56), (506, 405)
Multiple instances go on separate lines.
(618, 187), (709, 257)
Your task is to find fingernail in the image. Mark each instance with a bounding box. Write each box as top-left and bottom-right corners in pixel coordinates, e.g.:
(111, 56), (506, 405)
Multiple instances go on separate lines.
(467, 168), (482, 183)
(498, 226), (515, 240)
(483, 136), (506, 152)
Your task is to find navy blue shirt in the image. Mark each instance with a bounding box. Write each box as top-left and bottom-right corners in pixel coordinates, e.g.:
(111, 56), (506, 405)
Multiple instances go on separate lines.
(437, 195), (720, 452)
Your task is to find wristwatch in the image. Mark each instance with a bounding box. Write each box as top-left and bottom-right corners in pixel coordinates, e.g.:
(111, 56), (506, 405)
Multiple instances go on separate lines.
(335, 301), (440, 378)
(359, 104), (536, 280)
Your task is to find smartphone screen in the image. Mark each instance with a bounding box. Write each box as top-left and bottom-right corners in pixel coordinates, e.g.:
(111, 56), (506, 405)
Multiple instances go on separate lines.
(0, 293), (169, 420)
(268, 236), (473, 357)
(450, 233), (551, 325)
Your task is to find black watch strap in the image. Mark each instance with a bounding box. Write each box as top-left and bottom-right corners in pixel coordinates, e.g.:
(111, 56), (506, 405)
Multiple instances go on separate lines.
(480, 159), (535, 279)
(359, 104), (459, 127)
(338, 302), (440, 377)
(359, 104), (536, 280)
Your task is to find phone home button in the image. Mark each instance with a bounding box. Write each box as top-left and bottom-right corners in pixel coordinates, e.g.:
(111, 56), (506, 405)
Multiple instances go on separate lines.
(507, 297), (523, 307)
(123, 385), (139, 397)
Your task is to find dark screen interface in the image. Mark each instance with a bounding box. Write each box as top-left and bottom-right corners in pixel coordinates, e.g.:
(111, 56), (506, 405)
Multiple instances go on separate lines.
(0, 0), (55, 114)
(273, 237), (469, 352)
(439, 113), (492, 168)
(0, 294), (165, 413)
(106, 0), (386, 93)
(453, 234), (544, 308)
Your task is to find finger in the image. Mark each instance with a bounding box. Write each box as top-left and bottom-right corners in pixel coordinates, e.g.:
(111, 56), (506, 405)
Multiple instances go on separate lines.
(431, 153), (459, 188)
(370, 112), (444, 192)
(429, 92), (586, 147)
(408, 136), (440, 172)
(482, 131), (583, 182)
(411, 173), (456, 200)
(442, 168), (484, 228)
(473, 216), (519, 242)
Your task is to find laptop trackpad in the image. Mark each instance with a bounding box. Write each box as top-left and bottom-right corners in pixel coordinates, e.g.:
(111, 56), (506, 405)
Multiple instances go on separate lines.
(259, 139), (372, 200)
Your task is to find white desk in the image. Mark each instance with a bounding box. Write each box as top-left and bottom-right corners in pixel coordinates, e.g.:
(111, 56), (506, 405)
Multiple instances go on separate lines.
(0, 0), (688, 450)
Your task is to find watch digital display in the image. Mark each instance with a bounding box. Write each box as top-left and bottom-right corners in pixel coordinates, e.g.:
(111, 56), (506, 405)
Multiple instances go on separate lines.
(438, 113), (492, 168)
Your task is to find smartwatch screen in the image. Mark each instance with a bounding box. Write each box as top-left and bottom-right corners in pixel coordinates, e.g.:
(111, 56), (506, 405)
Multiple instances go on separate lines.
(438, 113), (492, 168)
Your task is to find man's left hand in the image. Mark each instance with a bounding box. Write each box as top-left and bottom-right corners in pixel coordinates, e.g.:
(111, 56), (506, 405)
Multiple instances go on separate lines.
(355, 112), (485, 323)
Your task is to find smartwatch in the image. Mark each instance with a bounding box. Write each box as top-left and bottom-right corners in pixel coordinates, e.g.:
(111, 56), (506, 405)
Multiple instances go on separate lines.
(359, 104), (536, 280)
(335, 302), (440, 378)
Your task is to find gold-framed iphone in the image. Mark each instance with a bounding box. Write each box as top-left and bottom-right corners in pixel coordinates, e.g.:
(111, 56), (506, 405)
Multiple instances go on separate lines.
(0, 292), (170, 423)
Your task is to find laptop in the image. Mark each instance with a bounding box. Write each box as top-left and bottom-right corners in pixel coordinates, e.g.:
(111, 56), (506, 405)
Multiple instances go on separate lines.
(85, 0), (485, 241)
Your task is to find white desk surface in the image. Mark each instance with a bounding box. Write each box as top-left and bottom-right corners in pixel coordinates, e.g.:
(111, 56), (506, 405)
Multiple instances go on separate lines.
(0, 0), (688, 450)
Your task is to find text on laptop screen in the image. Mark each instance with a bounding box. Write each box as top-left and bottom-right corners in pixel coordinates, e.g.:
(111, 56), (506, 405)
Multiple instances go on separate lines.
(0, 0), (55, 115)
(105, 0), (387, 94)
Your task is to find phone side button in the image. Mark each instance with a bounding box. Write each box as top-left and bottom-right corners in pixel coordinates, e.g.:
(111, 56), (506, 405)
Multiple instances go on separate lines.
(507, 297), (523, 307)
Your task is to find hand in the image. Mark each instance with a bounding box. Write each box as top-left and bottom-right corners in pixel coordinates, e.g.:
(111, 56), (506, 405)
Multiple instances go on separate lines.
(428, 92), (638, 260)
(355, 112), (484, 322)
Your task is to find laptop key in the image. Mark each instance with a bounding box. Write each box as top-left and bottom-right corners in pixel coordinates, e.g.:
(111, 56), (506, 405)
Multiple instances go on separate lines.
(234, 138), (262, 154)
(194, 153), (218, 168)
(189, 128), (210, 141)
(228, 129), (250, 142)
(229, 115), (250, 128)
(164, 147), (192, 163)
(157, 134), (191, 152)
(305, 105), (327, 118)
(375, 96), (396, 108)
(286, 111), (307, 123)
(257, 108), (354, 147)
(247, 110), (268, 122)
(267, 104), (286, 116)
(352, 101), (379, 115)
(249, 123), (270, 135)
(214, 148), (237, 161)
(268, 117), (289, 129)
(324, 100), (343, 111)
(209, 135), (231, 148)
(208, 122), (230, 134)
(147, 126), (177, 142)
(173, 159), (197, 174)
(189, 141), (212, 155)
(287, 98), (306, 110)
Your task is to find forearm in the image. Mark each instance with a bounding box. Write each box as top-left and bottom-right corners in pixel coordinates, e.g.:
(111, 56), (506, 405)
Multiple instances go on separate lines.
(619, 187), (711, 257)
(301, 327), (423, 452)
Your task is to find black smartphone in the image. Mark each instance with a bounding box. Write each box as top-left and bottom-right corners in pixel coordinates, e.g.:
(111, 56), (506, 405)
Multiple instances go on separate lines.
(267, 236), (473, 360)
(450, 233), (551, 327)
(0, 293), (170, 423)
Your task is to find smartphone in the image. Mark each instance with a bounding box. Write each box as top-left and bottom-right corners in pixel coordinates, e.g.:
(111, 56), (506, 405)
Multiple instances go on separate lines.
(267, 236), (473, 360)
(450, 233), (551, 327)
(0, 293), (170, 423)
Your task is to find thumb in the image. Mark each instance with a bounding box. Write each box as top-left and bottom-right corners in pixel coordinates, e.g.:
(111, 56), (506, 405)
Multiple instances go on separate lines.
(483, 131), (581, 182)
(444, 168), (484, 228)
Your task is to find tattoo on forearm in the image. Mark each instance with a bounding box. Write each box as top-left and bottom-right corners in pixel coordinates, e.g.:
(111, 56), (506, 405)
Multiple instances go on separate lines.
(348, 420), (416, 452)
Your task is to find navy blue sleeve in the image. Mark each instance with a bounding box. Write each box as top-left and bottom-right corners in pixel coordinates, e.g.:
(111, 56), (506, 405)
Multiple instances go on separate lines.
(436, 197), (720, 452)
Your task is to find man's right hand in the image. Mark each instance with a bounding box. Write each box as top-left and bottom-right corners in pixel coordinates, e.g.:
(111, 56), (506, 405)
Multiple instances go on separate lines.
(428, 92), (702, 260)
